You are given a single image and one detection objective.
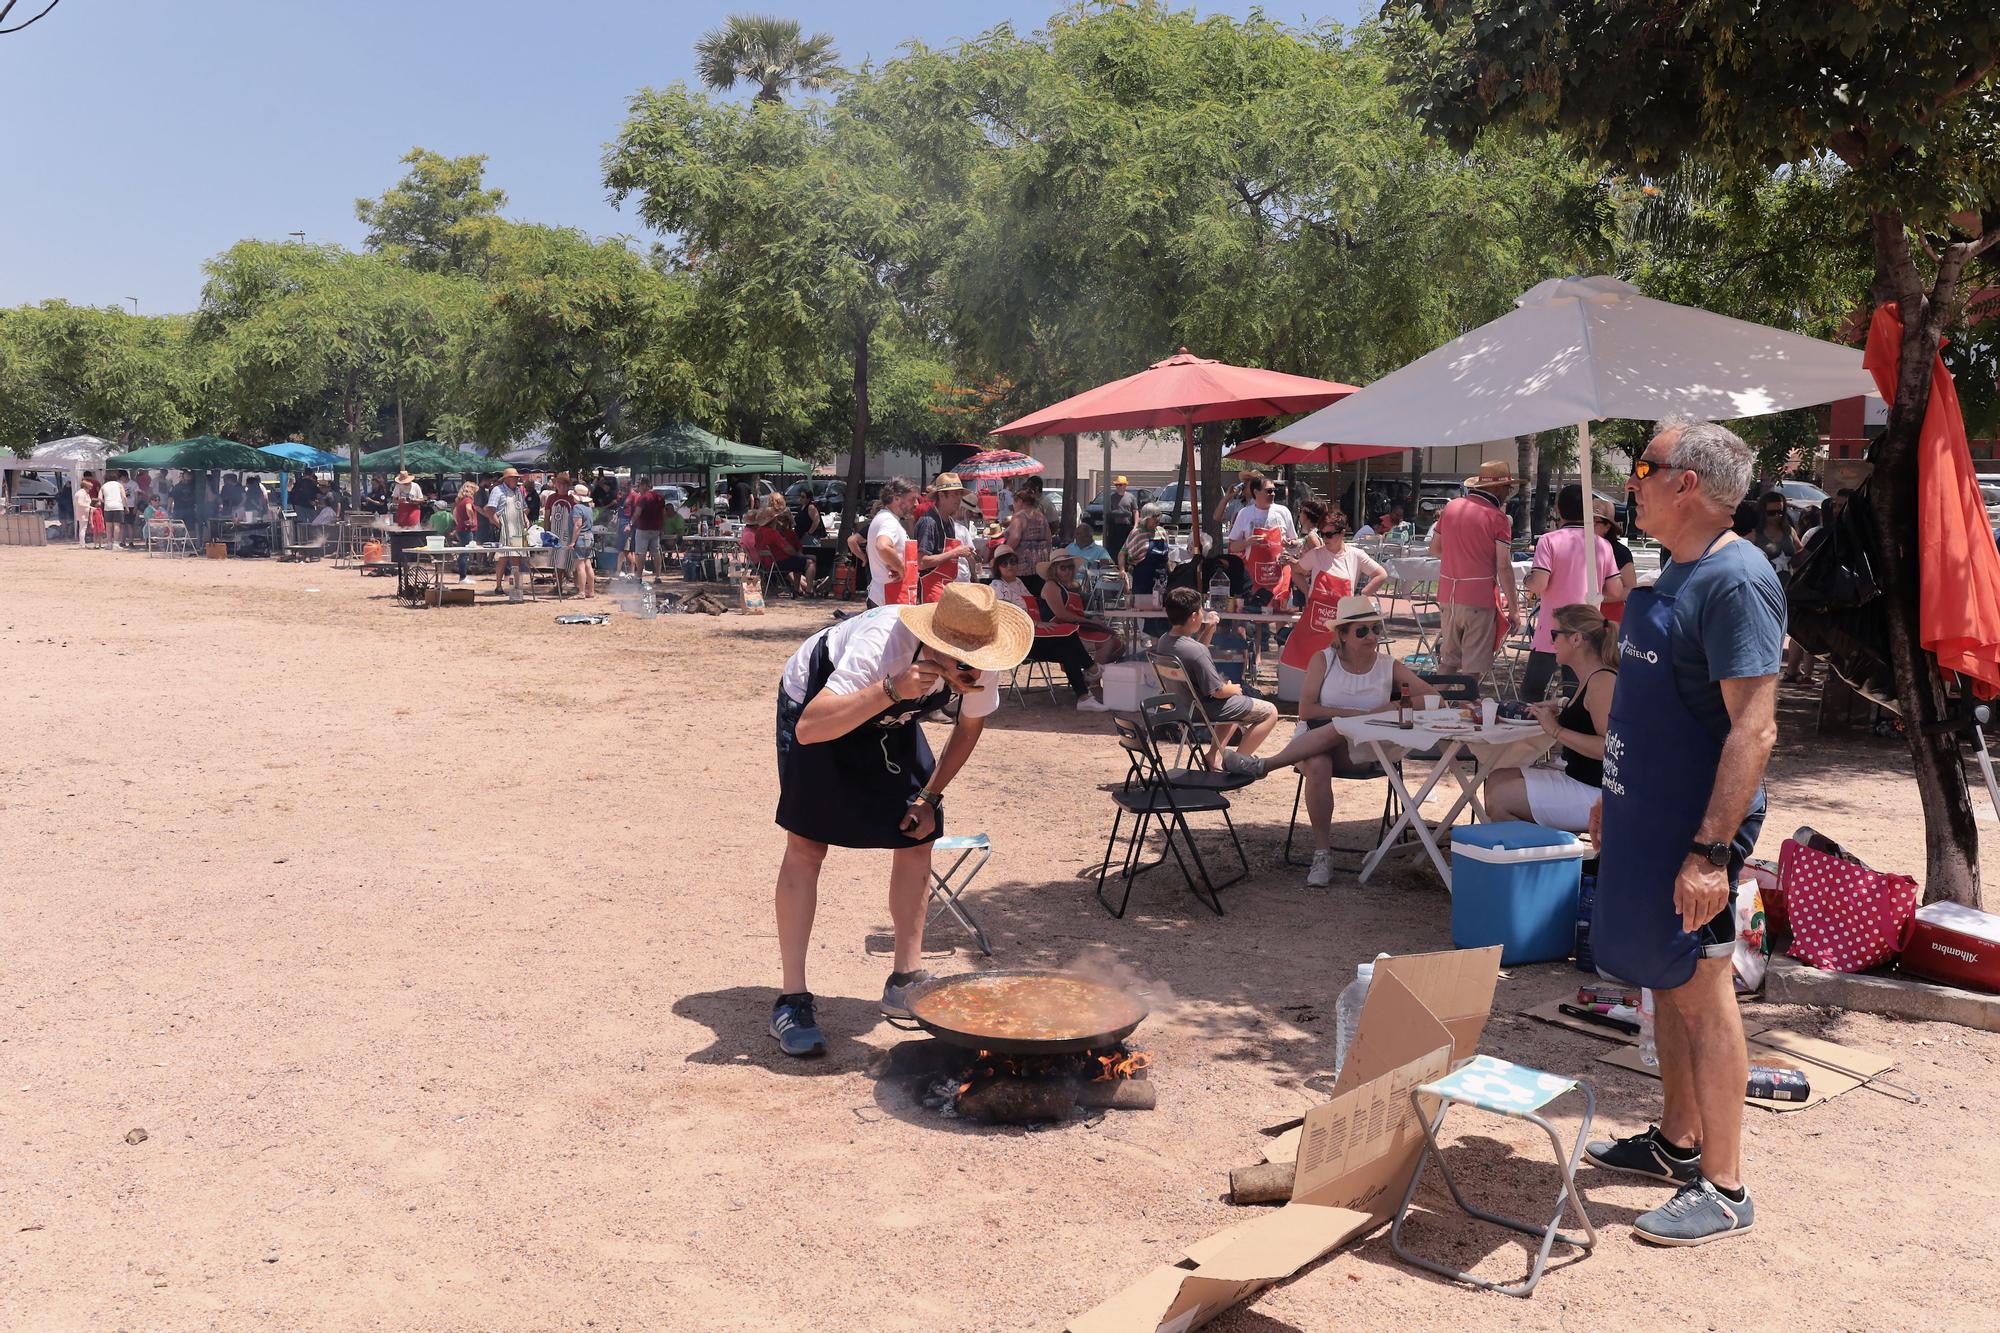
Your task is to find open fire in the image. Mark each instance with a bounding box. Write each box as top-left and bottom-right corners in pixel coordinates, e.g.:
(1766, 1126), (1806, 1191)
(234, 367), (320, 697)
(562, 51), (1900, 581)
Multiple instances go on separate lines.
(913, 1042), (1156, 1123)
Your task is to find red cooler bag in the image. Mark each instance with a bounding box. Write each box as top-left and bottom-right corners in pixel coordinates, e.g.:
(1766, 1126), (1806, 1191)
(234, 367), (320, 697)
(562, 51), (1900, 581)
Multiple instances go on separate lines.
(1778, 838), (1918, 973)
(1901, 902), (2000, 992)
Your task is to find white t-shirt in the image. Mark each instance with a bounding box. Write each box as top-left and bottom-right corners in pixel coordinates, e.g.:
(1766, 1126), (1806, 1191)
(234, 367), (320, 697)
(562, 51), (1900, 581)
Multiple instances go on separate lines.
(779, 606), (1000, 720)
(866, 509), (910, 605)
(1227, 502), (1296, 544)
(100, 480), (126, 511)
(991, 577), (1033, 612)
(1296, 543), (1385, 591)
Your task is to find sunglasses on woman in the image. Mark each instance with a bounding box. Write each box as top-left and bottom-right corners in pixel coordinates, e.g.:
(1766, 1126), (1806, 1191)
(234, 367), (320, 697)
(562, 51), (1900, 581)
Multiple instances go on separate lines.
(1342, 623), (1379, 638)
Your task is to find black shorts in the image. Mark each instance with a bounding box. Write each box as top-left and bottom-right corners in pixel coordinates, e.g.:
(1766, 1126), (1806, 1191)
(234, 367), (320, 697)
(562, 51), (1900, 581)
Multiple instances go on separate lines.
(1693, 857), (1744, 960)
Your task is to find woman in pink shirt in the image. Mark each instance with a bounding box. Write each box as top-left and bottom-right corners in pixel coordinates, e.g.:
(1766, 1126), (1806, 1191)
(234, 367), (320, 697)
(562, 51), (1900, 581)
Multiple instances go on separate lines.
(1521, 484), (1620, 700)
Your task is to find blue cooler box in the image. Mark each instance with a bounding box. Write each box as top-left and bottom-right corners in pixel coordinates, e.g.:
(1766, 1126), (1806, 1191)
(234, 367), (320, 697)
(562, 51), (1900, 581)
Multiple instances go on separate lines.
(1451, 822), (1588, 965)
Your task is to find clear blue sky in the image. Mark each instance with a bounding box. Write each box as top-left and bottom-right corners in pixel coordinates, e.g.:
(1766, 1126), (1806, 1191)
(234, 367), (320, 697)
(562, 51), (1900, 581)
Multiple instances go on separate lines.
(2, 0), (1362, 315)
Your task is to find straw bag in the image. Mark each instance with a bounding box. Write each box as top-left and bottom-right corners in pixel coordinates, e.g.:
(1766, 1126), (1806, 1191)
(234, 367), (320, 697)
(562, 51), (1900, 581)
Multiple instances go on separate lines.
(1779, 837), (1917, 973)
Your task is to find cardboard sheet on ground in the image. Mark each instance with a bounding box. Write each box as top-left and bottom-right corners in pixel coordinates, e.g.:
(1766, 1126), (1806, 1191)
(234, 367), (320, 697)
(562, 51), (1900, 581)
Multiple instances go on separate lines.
(1520, 998), (1892, 1112)
(1522, 998), (1770, 1046)
(1068, 947), (1499, 1333)
(1599, 1030), (1899, 1113)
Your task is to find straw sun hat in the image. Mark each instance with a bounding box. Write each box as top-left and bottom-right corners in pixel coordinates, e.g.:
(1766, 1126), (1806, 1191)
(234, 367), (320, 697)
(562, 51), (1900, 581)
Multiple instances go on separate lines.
(395, 470), (414, 484)
(1332, 595), (1385, 627)
(898, 582), (1033, 672)
(1464, 460), (1519, 492)
(1036, 550), (1079, 580)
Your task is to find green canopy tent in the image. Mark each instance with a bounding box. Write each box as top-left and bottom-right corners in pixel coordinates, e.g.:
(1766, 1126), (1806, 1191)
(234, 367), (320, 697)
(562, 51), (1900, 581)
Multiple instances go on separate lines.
(356, 441), (497, 475)
(106, 436), (307, 474)
(584, 423), (810, 507)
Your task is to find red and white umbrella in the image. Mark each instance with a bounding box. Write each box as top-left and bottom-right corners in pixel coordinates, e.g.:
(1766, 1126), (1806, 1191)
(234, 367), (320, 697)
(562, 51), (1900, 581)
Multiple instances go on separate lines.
(954, 448), (1046, 480)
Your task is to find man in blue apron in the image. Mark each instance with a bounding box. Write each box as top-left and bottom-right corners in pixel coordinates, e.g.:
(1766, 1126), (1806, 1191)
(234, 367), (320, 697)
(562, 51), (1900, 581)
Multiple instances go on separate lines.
(768, 583), (1033, 1057)
(1587, 416), (1783, 1246)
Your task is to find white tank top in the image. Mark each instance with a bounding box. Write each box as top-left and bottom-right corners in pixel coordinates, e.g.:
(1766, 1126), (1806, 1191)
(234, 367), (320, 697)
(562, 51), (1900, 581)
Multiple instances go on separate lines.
(1316, 650), (1394, 712)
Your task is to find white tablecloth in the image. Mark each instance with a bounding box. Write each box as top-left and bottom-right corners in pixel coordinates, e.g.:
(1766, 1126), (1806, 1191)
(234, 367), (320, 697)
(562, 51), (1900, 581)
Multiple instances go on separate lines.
(1331, 713), (1553, 771)
(1385, 555), (1534, 588)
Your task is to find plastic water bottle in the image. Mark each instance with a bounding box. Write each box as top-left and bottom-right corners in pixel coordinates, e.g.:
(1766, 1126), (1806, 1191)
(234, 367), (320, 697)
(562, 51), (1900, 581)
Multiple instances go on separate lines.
(1334, 953), (1389, 1081)
(1637, 987), (1659, 1068)
(1207, 568), (1231, 613)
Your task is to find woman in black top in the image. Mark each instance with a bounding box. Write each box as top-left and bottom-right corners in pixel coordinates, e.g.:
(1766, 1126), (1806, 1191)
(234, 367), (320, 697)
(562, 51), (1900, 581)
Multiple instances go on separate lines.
(1484, 604), (1618, 833)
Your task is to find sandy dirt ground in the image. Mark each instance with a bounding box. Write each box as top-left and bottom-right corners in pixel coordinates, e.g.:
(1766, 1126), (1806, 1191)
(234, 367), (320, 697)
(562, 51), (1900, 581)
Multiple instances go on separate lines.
(4, 544), (1999, 1333)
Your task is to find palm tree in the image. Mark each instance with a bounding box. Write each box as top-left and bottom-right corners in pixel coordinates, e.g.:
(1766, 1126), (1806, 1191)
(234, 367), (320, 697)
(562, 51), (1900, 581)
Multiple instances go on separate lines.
(693, 14), (840, 103)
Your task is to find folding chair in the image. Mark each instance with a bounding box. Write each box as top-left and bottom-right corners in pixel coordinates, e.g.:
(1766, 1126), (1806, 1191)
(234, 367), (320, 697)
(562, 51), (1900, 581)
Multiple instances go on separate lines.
(1282, 739), (1403, 868)
(1390, 1055), (1599, 1298)
(926, 833), (994, 956)
(1007, 656), (1065, 706)
(1148, 653), (1235, 771)
(1094, 710), (1248, 918)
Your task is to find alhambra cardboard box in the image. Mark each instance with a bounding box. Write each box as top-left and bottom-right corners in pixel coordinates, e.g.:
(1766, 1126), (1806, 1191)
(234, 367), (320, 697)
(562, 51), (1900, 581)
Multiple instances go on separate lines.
(1068, 947), (1501, 1333)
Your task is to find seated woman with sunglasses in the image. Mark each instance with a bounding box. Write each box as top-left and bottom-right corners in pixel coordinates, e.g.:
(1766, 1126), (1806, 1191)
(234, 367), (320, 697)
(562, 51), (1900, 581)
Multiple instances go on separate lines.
(1214, 599), (1432, 873)
(1483, 604), (1619, 833)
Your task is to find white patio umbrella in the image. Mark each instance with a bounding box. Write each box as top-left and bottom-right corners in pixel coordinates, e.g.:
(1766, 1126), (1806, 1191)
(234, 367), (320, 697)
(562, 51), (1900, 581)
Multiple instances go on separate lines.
(1270, 275), (1879, 600)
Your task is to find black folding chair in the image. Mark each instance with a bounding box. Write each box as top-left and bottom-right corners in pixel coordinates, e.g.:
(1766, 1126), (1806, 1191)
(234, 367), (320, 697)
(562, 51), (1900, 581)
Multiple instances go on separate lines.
(1094, 711), (1249, 918)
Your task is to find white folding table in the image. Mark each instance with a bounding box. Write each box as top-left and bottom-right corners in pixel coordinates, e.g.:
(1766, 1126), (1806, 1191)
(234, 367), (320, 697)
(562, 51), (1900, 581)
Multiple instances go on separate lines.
(1332, 710), (1557, 889)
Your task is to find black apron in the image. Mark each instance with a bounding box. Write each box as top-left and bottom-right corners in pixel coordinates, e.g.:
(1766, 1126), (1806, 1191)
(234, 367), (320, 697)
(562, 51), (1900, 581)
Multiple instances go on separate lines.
(774, 633), (956, 848)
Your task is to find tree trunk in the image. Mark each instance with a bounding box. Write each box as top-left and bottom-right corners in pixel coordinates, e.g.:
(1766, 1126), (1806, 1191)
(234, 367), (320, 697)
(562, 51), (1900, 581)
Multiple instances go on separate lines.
(1866, 213), (1983, 907)
(1514, 433), (1534, 539)
(1060, 431), (1078, 543)
(841, 326), (871, 543)
(343, 365), (363, 506)
(1532, 436), (1554, 535)
(1198, 421), (1225, 550)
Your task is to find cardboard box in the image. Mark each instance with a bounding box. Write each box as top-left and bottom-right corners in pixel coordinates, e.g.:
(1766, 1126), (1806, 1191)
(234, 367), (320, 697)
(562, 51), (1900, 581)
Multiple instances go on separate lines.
(205, 542), (229, 559)
(1067, 947), (1500, 1333)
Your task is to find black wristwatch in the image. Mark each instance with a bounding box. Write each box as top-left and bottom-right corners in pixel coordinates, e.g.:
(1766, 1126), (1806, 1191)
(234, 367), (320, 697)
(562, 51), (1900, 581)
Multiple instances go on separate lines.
(1689, 839), (1731, 868)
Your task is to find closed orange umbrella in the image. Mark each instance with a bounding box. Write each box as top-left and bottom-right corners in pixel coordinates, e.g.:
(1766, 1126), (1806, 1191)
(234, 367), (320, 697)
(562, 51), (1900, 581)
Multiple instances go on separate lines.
(1863, 304), (2000, 698)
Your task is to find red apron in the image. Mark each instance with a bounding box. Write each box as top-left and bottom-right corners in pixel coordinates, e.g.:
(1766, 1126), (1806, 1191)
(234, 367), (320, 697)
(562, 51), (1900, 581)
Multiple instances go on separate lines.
(1280, 570), (1352, 670)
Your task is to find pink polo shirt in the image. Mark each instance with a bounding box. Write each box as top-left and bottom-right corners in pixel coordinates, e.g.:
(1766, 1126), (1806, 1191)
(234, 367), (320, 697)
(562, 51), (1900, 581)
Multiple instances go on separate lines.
(1529, 525), (1617, 651)
(1434, 492), (1514, 607)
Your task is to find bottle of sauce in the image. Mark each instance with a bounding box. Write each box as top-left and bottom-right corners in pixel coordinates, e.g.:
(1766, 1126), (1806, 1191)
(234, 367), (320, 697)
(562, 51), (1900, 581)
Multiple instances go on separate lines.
(1397, 683), (1412, 729)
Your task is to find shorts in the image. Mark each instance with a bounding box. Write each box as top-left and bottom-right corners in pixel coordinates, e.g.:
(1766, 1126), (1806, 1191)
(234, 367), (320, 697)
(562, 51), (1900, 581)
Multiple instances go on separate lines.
(633, 529), (663, 554)
(1521, 766), (1599, 834)
(1210, 694), (1276, 726)
(1695, 869), (1741, 959)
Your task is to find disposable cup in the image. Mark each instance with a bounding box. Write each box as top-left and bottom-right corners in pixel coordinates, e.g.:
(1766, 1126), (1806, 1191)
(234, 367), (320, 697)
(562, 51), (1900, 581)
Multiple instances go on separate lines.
(1480, 698), (1499, 727)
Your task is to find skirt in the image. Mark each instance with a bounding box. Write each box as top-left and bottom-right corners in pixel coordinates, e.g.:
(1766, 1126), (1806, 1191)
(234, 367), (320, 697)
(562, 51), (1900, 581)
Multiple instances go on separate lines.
(773, 686), (941, 849)
(1522, 766), (1600, 834)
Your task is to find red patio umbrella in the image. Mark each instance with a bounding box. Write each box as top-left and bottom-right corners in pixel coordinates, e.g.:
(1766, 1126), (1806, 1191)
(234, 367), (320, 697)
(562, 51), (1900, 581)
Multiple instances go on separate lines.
(1227, 436), (1404, 465)
(991, 349), (1356, 539)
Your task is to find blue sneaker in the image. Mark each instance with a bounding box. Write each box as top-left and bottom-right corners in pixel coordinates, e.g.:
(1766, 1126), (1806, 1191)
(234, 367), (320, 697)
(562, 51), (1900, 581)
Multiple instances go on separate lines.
(769, 992), (827, 1058)
(1634, 1177), (1755, 1246)
(1585, 1125), (1701, 1184)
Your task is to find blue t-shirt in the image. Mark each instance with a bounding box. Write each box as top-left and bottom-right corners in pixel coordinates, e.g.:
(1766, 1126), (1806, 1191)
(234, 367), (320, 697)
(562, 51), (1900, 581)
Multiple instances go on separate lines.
(1651, 536), (1786, 743)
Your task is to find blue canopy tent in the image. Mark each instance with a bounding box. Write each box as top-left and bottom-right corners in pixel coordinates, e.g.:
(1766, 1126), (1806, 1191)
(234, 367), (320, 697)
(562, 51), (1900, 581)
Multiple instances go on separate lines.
(259, 442), (350, 510)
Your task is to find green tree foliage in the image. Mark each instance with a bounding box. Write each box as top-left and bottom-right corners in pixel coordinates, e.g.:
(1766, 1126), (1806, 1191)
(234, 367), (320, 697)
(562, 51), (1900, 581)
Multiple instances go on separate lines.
(1384, 0), (2000, 903)
(458, 222), (697, 463)
(694, 14), (840, 103)
(606, 81), (955, 534)
(355, 148), (509, 273)
(0, 301), (204, 446)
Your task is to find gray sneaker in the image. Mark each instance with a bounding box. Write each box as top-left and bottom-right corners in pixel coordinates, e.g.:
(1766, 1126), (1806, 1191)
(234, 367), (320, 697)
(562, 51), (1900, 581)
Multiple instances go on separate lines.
(1585, 1125), (1701, 1184)
(1219, 750), (1268, 780)
(880, 970), (932, 1019)
(1633, 1177), (1755, 1246)
(769, 993), (827, 1058)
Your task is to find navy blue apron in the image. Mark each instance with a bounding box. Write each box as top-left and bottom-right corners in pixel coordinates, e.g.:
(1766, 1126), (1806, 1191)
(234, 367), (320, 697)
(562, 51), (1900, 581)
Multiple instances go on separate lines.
(1592, 538), (1755, 990)
(773, 631), (952, 849)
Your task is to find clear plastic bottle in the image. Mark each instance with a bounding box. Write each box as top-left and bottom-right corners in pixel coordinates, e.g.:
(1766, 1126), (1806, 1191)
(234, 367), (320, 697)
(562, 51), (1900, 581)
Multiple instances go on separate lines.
(1333, 953), (1389, 1081)
(1207, 568), (1232, 613)
(1637, 987), (1659, 1068)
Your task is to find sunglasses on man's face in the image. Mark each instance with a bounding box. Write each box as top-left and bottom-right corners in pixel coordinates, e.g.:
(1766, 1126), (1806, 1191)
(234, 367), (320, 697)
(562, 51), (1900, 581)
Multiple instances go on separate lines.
(1630, 458), (1691, 481)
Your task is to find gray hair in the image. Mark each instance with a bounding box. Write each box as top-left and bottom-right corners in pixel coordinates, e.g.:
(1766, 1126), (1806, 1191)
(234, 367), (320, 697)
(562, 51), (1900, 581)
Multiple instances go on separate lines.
(873, 476), (917, 512)
(1653, 414), (1752, 510)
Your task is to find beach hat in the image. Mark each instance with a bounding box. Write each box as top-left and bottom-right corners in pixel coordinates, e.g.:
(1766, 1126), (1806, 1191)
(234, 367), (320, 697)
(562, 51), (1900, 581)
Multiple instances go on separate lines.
(980, 521), (1004, 540)
(1593, 495), (1620, 533)
(1113, 475), (1129, 486)
(501, 467), (521, 480)
(929, 471), (967, 494)
(1464, 460), (1519, 492)
(571, 485), (592, 502)
(1036, 549), (1079, 580)
(1332, 595), (1385, 627)
(899, 582), (1033, 672)
(395, 470), (414, 484)
(991, 543), (1019, 563)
